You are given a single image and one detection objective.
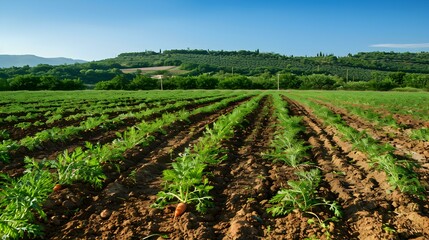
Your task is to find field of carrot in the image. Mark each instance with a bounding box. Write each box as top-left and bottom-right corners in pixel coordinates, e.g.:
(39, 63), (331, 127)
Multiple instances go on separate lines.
(0, 90), (428, 240)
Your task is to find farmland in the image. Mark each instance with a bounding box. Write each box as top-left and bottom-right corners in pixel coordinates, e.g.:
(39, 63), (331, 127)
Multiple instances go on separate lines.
(0, 90), (428, 239)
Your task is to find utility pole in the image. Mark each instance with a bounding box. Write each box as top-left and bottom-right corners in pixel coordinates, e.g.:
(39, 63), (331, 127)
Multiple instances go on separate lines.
(160, 75), (163, 90)
(232, 67), (234, 75)
(277, 73), (280, 90)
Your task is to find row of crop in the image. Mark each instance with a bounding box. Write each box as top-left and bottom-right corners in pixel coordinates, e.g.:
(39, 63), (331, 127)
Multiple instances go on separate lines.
(152, 94), (263, 215)
(318, 98), (400, 128)
(301, 93), (429, 142)
(0, 90), (231, 106)
(264, 94), (341, 239)
(0, 93), (240, 164)
(327, 98), (428, 142)
(305, 91), (429, 121)
(0, 93), (255, 239)
(0, 92), (232, 140)
(0, 90), (218, 109)
(314, 97), (429, 142)
(0, 90), (227, 127)
(0, 99), (145, 127)
(289, 94), (425, 198)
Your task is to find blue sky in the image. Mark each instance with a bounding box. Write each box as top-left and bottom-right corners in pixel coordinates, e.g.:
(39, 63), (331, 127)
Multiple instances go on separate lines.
(1, 0), (428, 60)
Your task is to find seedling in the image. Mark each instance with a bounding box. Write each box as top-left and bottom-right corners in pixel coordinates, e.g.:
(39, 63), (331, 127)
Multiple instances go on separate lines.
(267, 169), (342, 235)
(50, 148), (106, 189)
(128, 169), (138, 184)
(152, 154), (214, 213)
(382, 224), (396, 234)
(0, 168), (54, 239)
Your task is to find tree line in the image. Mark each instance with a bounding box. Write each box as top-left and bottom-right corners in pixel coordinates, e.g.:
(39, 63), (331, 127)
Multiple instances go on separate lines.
(0, 49), (428, 91)
(93, 71), (429, 91)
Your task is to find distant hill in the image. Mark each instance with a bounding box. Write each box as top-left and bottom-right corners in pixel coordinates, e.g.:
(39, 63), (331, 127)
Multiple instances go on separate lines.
(97, 50), (429, 81)
(0, 49), (428, 87)
(0, 54), (86, 68)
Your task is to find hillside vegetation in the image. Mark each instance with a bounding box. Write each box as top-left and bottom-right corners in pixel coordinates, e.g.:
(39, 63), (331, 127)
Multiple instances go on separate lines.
(0, 49), (428, 91)
(101, 50), (429, 79)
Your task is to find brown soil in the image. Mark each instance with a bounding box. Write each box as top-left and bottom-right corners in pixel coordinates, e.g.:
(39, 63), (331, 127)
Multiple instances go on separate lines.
(312, 99), (429, 162)
(0, 96), (233, 176)
(286, 97), (429, 239)
(309, 99), (429, 196)
(317, 98), (429, 129)
(39, 96), (252, 239)
(3, 93), (428, 240)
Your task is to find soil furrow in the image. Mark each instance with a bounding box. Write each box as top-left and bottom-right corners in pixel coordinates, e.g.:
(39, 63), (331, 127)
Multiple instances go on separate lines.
(141, 95), (273, 240)
(314, 96), (429, 128)
(1, 97), (237, 176)
(286, 97), (429, 239)
(313, 99), (429, 162)
(286, 97), (398, 239)
(42, 97), (248, 240)
(209, 95), (275, 240)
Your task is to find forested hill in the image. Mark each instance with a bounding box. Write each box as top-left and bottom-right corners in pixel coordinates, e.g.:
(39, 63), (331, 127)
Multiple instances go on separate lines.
(96, 50), (429, 80)
(1, 49), (429, 91)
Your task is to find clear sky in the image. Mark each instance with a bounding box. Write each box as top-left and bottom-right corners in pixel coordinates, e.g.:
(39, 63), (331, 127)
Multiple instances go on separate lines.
(1, 0), (428, 60)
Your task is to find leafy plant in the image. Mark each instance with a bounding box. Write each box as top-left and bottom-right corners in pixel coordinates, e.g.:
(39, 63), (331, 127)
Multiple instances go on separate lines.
(290, 95), (426, 198)
(14, 122), (32, 130)
(4, 115), (18, 122)
(373, 155), (425, 197)
(0, 130), (9, 140)
(85, 141), (122, 164)
(0, 140), (18, 163)
(265, 134), (310, 167)
(80, 115), (109, 131)
(50, 148), (106, 189)
(45, 113), (62, 124)
(19, 135), (42, 151)
(264, 94), (310, 167)
(0, 169), (54, 239)
(128, 169), (137, 184)
(152, 152), (213, 213)
(152, 94), (263, 214)
(410, 128), (429, 141)
(267, 169), (342, 218)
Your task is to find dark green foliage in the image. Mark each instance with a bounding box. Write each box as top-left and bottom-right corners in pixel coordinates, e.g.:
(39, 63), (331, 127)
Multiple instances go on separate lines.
(128, 75), (159, 90)
(195, 75), (218, 89)
(403, 74), (429, 89)
(0, 169), (54, 239)
(369, 78), (398, 91)
(4, 74), (84, 90)
(8, 75), (41, 90)
(341, 81), (372, 90)
(95, 74), (131, 90)
(279, 73), (302, 89)
(299, 74), (341, 90)
(218, 75), (252, 89)
(1, 49), (429, 90)
(267, 169), (342, 218)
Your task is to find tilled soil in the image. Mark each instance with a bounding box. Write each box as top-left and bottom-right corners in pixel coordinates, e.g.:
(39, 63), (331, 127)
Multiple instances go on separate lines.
(312, 99), (429, 162)
(0, 96), (234, 177)
(286, 97), (429, 240)
(40, 97), (252, 239)
(3, 93), (429, 240)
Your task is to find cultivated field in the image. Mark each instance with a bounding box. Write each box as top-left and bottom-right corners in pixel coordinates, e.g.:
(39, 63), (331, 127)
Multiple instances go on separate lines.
(0, 90), (428, 239)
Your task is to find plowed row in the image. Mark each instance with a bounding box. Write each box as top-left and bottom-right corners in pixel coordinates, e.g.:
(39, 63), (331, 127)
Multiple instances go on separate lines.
(1, 91), (428, 240)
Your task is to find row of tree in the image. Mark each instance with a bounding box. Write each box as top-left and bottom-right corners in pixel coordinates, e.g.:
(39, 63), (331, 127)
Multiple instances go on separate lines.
(93, 72), (429, 91)
(1, 70), (427, 91)
(0, 75), (84, 90)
